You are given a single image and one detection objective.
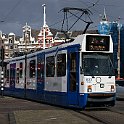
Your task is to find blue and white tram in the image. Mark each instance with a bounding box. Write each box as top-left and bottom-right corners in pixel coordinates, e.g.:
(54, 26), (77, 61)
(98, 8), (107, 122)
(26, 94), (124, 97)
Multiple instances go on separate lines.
(4, 34), (116, 108)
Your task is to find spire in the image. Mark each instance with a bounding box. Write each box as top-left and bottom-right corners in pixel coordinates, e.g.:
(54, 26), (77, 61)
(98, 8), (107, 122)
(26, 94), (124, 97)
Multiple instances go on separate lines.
(42, 4), (46, 27)
(42, 4), (46, 49)
(102, 8), (108, 21)
(26, 22), (27, 26)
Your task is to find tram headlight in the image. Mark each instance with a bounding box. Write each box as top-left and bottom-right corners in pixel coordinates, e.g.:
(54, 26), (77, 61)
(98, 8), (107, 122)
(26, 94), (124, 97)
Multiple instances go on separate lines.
(87, 85), (92, 92)
(111, 85), (114, 92)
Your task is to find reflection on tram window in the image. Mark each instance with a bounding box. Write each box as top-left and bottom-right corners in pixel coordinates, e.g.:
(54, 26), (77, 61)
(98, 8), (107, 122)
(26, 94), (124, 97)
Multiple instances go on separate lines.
(29, 60), (36, 78)
(70, 53), (76, 92)
(19, 62), (23, 78)
(57, 54), (66, 77)
(16, 68), (19, 84)
(37, 57), (44, 81)
(46, 56), (55, 77)
(83, 54), (115, 76)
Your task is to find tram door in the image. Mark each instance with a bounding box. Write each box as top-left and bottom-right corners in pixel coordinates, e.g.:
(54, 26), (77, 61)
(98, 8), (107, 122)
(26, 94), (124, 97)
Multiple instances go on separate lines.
(67, 47), (79, 106)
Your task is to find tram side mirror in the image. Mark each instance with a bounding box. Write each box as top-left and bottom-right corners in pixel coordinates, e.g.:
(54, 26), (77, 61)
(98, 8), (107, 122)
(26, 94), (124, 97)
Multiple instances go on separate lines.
(80, 67), (84, 74)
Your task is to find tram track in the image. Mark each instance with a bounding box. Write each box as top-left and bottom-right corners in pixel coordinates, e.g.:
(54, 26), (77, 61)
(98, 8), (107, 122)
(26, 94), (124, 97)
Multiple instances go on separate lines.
(108, 107), (124, 116)
(73, 108), (108, 124)
(73, 107), (124, 124)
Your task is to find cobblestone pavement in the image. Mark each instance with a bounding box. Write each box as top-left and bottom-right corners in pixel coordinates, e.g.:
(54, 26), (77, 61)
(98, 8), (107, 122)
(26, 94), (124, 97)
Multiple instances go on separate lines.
(0, 92), (124, 124)
(14, 110), (90, 124)
(0, 97), (91, 124)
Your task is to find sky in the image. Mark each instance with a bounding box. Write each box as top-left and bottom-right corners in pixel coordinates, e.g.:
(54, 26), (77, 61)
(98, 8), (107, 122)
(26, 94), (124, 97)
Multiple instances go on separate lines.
(0, 0), (124, 36)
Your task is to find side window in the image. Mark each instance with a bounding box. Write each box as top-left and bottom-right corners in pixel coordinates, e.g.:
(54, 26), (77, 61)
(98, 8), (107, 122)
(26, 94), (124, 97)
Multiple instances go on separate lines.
(7, 70), (9, 79)
(19, 62), (23, 78)
(70, 53), (76, 72)
(46, 56), (55, 77)
(4, 65), (7, 78)
(16, 68), (19, 83)
(29, 60), (36, 78)
(6, 69), (9, 83)
(37, 57), (44, 81)
(10, 64), (15, 79)
(57, 54), (66, 77)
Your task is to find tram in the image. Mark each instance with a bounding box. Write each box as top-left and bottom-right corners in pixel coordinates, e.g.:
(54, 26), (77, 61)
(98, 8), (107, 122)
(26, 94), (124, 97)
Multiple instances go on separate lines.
(3, 34), (116, 108)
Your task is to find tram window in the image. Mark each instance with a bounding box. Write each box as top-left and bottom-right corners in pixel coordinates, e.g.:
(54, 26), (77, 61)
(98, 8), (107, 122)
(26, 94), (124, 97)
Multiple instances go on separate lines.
(6, 69), (9, 83)
(7, 70), (9, 78)
(70, 53), (76, 72)
(16, 68), (19, 83)
(57, 54), (66, 77)
(4, 66), (7, 78)
(10, 64), (15, 78)
(5, 69), (9, 80)
(37, 57), (44, 81)
(19, 62), (23, 78)
(29, 60), (36, 78)
(70, 53), (76, 92)
(46, 56), (55, 77)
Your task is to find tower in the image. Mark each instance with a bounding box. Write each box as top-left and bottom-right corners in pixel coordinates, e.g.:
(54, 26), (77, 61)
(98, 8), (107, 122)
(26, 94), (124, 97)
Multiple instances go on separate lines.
(37, 4), (53, 49)
(98, 8), (110, 35)
(42, 4), (46, 49)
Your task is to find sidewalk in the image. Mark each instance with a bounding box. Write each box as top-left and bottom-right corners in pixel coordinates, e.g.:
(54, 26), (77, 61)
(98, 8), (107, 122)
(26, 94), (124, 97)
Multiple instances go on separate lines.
(13, 110), (89, 124)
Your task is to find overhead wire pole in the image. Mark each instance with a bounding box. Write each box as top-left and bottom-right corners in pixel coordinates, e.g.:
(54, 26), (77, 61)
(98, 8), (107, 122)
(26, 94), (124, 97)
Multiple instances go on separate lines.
(117, 17), (121, 79)
(24, 23), (28, 98)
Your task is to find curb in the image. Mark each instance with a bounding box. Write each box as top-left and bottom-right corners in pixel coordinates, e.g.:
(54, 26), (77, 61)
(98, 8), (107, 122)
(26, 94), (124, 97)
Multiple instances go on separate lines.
(8, 112), (16, 124)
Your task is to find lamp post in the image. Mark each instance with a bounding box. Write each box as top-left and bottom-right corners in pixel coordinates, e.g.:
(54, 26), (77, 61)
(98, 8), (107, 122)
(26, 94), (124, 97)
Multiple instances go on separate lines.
(0, 44), (4, 97)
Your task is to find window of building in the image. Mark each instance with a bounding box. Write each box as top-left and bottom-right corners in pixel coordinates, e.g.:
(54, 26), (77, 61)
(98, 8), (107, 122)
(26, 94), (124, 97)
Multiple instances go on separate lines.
(46, 56), (55, 77)
(10, 46), (13, 49)
(45, 39), (47, 43)
(57, 54), (66, 77)
(29, 60), (36, 78)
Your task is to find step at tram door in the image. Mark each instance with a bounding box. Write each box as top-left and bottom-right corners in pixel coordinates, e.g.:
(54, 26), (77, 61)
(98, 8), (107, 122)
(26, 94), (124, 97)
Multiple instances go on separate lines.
(67, 48), (79, 106)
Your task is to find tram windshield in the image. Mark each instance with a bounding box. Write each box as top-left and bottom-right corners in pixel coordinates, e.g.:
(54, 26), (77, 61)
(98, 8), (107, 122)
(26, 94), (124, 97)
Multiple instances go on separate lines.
(83, 53), (115, 76)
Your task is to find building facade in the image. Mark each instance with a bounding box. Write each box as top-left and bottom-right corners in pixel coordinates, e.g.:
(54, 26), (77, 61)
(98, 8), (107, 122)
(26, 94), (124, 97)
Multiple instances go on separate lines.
(98, 9), (124, 78)
(37, 24), (53, 49)
(18, 23), (37, 53)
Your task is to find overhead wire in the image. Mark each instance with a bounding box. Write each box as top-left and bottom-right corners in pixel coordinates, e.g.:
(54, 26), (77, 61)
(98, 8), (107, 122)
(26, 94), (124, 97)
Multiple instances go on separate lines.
(78, 0), (124, 22)
(0, 0), (24, 22)
(49, 0), (124, 31)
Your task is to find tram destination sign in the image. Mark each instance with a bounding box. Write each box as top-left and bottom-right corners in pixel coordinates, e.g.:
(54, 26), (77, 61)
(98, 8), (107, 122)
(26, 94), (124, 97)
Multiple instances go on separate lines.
(86, 35), (110, 51)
